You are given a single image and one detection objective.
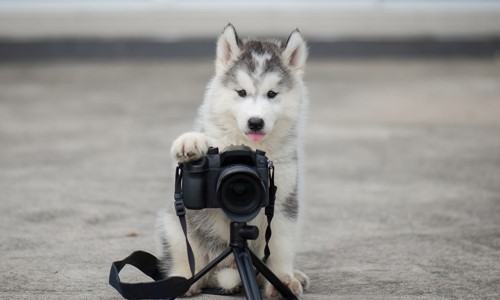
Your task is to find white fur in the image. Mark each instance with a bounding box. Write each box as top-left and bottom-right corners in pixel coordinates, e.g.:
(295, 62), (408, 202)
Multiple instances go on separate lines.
(158, 24), (310, 298)
(216, 268), (241, 291)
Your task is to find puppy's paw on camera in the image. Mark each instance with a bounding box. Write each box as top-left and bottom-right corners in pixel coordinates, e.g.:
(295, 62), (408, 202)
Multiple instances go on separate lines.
(171, 132), (210, 163)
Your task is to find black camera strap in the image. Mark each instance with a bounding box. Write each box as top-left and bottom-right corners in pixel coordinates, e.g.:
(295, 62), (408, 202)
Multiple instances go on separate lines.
(263, 161), (277, 264)
(109, 250), (193, 300)
(173, 165), (196, 277)
(109, 165), (196, 300)
(109, 162), (278, 299)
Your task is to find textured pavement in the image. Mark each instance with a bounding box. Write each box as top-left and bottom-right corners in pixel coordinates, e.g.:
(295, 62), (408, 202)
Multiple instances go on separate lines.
(1, 58), (500, 299)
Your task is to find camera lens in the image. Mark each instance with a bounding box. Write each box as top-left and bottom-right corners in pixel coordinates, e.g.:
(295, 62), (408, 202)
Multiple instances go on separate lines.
(223, 175), (259, 213)
(217, 166), (265, 222)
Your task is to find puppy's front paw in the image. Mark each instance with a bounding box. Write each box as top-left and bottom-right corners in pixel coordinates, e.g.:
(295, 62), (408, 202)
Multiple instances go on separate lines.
(264, 273), (304, 299)
(216, 267), (241, 293)
(294, 269), (310, 290)
(171, 132), (210, 163)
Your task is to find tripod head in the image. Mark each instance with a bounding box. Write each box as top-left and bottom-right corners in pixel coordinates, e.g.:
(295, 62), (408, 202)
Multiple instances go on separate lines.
(230, 222), (259, 248)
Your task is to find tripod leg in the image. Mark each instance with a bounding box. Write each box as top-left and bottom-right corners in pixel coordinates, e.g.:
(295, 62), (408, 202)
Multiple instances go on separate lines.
(191, 246), (232, 284)
(250, 251), (298, 300)
(233, 247), (263, 300)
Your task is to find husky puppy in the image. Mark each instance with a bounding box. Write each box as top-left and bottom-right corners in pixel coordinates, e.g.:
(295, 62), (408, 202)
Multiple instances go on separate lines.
(157, 24), (309, 298)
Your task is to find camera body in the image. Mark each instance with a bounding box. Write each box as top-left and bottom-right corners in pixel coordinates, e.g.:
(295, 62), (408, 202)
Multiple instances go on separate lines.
(181, 145), (270, 222)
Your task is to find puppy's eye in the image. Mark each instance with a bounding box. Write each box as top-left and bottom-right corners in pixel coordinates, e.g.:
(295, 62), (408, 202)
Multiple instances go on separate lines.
(236, 89), (247, 98)
(267, 90), (278, 99)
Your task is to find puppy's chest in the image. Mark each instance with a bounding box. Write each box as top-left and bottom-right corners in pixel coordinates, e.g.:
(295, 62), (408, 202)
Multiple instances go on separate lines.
(272, 160), (299, 201)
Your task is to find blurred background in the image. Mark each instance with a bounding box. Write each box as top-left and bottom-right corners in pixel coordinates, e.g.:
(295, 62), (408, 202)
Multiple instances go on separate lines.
(1, 1), (500, 299)
(1, 0), (500, 58)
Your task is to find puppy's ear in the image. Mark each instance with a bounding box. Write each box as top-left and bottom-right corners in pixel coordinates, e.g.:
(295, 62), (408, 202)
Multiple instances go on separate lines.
(282, 29), (308, 75)
(216, 24), (242, 73)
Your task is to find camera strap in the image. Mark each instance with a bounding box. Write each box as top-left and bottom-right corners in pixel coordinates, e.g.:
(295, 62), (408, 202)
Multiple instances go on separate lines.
(109, 250), (193, 300)
(108, 165), (196, 299)
(173, 165), (196, 277)
(263, 161), (277, 264)
(109, 163), (277, 299)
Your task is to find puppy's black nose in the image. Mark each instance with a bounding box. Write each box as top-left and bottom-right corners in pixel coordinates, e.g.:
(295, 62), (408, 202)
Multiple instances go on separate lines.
(248, 117), (265, 132)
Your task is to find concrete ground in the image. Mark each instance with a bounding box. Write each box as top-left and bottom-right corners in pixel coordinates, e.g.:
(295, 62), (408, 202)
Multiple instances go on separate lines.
(1, 58), (500, 299)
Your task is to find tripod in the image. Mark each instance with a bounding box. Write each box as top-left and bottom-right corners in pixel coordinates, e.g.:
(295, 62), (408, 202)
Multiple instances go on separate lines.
(189, 221), (298, 300)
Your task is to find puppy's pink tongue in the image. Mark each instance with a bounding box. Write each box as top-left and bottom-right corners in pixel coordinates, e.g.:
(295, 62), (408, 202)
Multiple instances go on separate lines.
(247, 133), (265, 142)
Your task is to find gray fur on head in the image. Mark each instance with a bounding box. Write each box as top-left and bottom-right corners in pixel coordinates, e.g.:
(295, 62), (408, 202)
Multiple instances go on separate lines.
(216, 24), (308, 77)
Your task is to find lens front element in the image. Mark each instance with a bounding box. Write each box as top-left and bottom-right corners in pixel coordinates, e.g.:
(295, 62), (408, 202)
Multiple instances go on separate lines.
(217, 166), (265, 222)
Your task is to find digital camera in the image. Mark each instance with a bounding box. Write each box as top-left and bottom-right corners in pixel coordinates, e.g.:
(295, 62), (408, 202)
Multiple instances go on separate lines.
(180, 145), (270, 222)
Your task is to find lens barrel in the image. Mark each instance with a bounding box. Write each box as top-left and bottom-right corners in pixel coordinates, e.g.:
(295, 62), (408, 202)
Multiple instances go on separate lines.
(216, 165), (266, 222)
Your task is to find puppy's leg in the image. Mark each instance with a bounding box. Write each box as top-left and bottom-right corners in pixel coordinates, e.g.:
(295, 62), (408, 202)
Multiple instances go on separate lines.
(166, 131), (211, 294)
(215, 266), (241, 293)
(190, 212), (242, 293)
(263, 215), (309, 298)
(156, 211), (208, 296)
